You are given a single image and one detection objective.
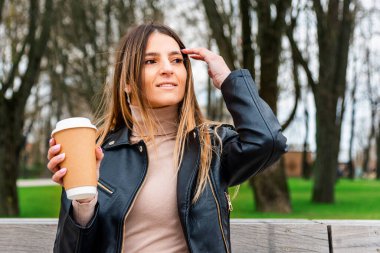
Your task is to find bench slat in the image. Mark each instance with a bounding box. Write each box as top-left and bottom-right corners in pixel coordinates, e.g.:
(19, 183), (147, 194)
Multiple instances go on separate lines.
(231, 221), (329, 253)
(0, 223), (56, 253)
(330, 224), (380, 253)
(1, 219), (380, 252)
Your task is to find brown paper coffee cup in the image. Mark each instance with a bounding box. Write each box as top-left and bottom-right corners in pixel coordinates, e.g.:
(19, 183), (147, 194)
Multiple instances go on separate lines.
(52, 117), (97, 200)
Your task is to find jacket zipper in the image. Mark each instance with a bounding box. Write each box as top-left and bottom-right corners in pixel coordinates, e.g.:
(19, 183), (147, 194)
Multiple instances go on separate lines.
(209, 178), (230, 253)
(224, 192), (233, 212)
(120, 143), (148, 252)
(97, 181), (113, 194)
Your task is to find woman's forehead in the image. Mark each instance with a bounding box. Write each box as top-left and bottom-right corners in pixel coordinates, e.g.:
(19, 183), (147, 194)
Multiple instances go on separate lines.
(145, 32), (181, 54)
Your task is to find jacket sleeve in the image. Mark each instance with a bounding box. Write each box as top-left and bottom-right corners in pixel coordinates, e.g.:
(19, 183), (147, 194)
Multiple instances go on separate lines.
(219, 69), (288, 186)
(53, 188), (99, 253)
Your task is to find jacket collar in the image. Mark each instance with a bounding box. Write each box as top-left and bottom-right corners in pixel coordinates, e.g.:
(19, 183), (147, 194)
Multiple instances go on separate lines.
(102, 125), (132, 150)
(102, 124), (202, 150)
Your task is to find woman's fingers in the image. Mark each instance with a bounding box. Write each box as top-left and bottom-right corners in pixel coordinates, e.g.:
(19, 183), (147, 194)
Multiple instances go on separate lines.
(95, 146), (104, 162)
(47, 143), (61, 160)
(182, 47), (208, 55)
(182, 48), (209, 61)
(188, 54), (204, 61)
(182, 48), (220, 62)
(47, 140), (103, 185)
(52, 167), (67, 186)
(49, 138), (56, 147)
(47, 153), (65, 173)
(182, 47), (231, 89)
(95, 147), (104, 180)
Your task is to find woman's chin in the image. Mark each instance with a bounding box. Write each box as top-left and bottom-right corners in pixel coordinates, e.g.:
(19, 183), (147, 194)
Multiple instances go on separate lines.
(149, 100), (181, 108)
(148, 96), (183, 108)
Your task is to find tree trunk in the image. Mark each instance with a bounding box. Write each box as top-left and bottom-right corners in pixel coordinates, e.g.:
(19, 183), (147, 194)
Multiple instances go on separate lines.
(363, 111), (377, 175)
(347, 63), (357, 179)
(251, 159), (291, 212)
(302, 105), (312, 179)
(250, 0), (292, 213)
(312, 98), (341, 203)
(0, 0), (5, 22)
(0, 0), (53, 216)
(362, 142), (370, 174)
(0, 101), (22, 215)
(292, 0), (356, 203)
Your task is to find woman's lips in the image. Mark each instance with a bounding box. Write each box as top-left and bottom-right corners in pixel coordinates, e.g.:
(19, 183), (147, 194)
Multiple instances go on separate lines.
(156, 83), (178, 89)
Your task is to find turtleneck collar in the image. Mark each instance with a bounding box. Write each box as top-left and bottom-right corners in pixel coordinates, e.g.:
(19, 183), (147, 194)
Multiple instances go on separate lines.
(129, 104), (179, 137)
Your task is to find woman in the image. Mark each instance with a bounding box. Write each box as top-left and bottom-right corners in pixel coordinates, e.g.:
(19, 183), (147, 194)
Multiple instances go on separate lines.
(47, 23), (287, 253)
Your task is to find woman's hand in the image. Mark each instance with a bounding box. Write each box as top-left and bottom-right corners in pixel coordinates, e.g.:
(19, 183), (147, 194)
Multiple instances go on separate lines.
(181, 48), (231, 89)
(47, 138), (104, 186)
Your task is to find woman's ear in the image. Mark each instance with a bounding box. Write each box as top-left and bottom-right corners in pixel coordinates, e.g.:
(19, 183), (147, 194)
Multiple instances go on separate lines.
(124, 84), (131, 93)
(124, 85), (131, 104)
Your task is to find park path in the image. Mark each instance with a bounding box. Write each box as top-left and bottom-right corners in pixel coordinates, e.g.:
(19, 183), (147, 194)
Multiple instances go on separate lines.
(17, 179), (57, 187)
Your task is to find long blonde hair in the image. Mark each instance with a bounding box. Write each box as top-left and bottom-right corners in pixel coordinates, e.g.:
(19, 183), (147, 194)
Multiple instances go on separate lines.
(96, 23), (221, 202)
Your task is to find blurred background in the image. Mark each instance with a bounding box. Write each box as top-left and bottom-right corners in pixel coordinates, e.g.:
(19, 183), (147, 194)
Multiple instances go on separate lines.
(0, 0), (379, 219)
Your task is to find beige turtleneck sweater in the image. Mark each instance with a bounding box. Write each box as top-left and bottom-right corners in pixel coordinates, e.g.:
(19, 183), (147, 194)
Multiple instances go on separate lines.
(72, 104), (189, 253)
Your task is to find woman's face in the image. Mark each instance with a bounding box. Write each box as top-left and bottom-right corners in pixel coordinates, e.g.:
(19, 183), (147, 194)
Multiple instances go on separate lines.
(140, 32), (187, 108)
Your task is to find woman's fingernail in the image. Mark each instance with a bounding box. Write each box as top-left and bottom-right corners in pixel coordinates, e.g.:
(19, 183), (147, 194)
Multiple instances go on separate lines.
(57, 153), (65, 160)
(49, 138), (53, 145)
(98, 147), (103, 153)
(60, 168), (67, 173)
(52, 144), (61, 151)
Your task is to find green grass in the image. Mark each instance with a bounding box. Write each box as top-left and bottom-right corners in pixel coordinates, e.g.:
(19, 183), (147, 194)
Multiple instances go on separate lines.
(17, 178), (380, 219)
(18, 186), (62, 218)
(230, 178), (380, 219)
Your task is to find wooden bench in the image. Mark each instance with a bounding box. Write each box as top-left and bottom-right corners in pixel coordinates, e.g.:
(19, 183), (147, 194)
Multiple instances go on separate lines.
(1, 219), (379, 252)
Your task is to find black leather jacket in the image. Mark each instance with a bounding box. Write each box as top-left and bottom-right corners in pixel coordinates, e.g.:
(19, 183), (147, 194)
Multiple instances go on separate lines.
(54, 69), (288, 253)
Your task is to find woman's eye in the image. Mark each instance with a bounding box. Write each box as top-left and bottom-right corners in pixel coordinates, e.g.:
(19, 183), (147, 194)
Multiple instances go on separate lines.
(145, 59), (156, 64)
(173, 58), (183, 64)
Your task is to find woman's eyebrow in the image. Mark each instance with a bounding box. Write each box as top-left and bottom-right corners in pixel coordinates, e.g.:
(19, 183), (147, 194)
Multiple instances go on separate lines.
(145, 51), (182, 57)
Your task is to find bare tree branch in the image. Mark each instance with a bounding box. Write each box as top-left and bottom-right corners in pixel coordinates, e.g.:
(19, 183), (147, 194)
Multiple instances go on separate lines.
(327, 0), (339, 27)
(202, 0), (236, 69)
(281, 2), (302, 130)
(3, 39), (28, 93)
(274, 0), (292, 32)
(0, 0), (4, 23)
(282, 53), (301, 131)
(286, 20), (317, 94)
(219, 0), (234, 45)
(16, 0), (53, 106)
(256, 1), (270, 31)
(313, 0), (325, 18)
(313, 0), (327, 33)
(116, 0), (135, 36)
(2, 0), (38, 93)
(104, 0), (112, 46)
(334, 0), (355, 99)
(240, 0), (255, 79)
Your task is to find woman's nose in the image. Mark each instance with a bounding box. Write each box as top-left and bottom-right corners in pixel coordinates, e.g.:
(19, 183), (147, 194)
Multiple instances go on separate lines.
(160, 59), (174, 75)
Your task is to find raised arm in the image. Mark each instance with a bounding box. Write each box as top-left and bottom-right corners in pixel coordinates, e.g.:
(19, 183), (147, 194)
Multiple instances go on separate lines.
(219, 69), (287, 186)
(181, 48), (287, 186)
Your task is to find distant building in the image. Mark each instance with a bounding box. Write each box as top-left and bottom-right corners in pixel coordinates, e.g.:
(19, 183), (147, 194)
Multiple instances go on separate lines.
(282, 145), (377, 178)
(283, 150), (314, 177)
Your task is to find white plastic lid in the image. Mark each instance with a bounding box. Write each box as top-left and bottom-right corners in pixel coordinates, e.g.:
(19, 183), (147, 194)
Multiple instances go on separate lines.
(52, 117), (97, 136)
(66, 186), (97, 200)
